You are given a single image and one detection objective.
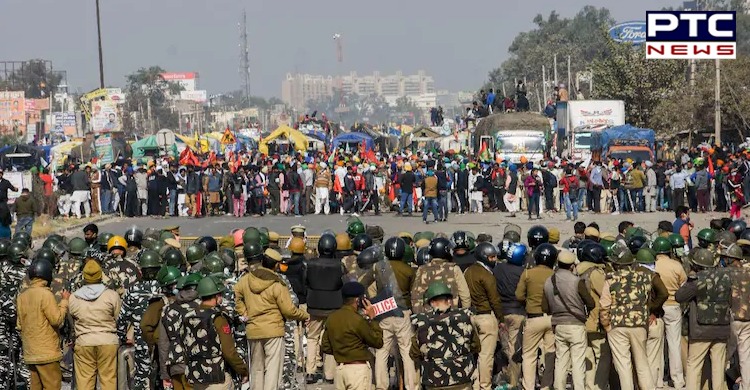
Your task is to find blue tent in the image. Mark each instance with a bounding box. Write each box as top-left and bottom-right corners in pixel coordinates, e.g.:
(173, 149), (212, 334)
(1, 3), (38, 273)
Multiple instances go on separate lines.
(332, 132), (374, 151)
(591, 124), (655, 153)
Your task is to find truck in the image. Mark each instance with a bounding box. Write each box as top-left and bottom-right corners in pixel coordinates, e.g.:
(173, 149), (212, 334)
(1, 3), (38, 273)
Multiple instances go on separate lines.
(591, 125), (655, 162)
(563, 100), (626, 161)
(473, 112), (552, 163)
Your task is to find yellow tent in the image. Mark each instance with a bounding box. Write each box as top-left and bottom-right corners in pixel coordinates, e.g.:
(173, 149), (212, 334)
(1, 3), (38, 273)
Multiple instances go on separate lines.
(259, 125), (308, 155)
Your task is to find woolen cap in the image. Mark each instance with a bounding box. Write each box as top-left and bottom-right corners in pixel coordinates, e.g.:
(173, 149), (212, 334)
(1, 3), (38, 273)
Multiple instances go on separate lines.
(83, 260), (103, 284)
(548, 228), (560, 244)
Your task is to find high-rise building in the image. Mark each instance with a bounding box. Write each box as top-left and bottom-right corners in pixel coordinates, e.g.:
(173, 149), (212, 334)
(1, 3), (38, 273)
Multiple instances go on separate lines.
(281, 70), (435, 110)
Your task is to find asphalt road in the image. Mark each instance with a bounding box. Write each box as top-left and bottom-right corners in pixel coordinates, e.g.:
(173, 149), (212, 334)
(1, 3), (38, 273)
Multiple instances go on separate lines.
(96, 209), (737, 242)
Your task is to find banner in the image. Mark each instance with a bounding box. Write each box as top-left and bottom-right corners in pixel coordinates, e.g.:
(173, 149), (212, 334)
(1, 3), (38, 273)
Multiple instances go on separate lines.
(3, 171), (33, 204)
(53, 112), (77, 135)
(0, 91), (26, 134)
(91, 101), (120, 132)
(95, 133), (115, 164)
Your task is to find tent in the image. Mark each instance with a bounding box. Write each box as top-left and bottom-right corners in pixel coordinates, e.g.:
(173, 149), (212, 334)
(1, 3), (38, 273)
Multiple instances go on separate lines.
(49, 141), (84, 171)
(332, 132), (374, 152)
(259, 125), (308, 155)
(131, 136), (161, 159)
(0, 144), (44, 171)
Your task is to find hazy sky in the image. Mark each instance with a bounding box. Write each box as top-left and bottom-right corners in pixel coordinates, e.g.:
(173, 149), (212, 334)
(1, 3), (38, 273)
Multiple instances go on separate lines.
(1, 0), (677, 98)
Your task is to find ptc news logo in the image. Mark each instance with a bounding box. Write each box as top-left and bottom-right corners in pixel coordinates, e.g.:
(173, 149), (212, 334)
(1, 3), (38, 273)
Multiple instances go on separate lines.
(646, 11), (736, 59)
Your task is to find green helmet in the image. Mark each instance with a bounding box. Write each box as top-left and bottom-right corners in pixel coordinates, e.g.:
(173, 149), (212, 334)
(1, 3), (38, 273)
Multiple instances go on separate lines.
(402, 245), (415, 264)
(47, 234), (65, 243)
(13, 232), (31, 245)
(600, 239), (616, 256)
(34, 248), (58, 265)
(156, 266), (182, 287)
(202, 253), (225, 275)
(636, 248), (656, 265)
(176, 272), (202, 290)
(160, 231), (176, 241)
(691, 248), (715, 268)
(424, 281), (453, 302)
(258, 232), (269, 248)
(347, 220), (365, 237)
(243, 241), (263, 261)
(68, 237), (88, 256)
(42, 236), (61, 250)
(717, 230), (737, 246)
(668, 233), (685, 248)
(196, 275), (226, 298)
(610, 242), (635, 265)
(151, 240), (166, 256)
(243, 227), (261, 244)
(722, 243), (744, 260)
(8, 243), (27, 263)
(163, 248), (185, 268)
(624, 227), (646, 241)
(0, 239), (11, 259)
(139, 249), (162, 269)
(697, 228), (717, 244)
(186, 244), (207, 265)
(11, 237), (29, 250)
(651, 237), (672, 255)
(98, 233), (114, 250)
(414, 231), (435, 243)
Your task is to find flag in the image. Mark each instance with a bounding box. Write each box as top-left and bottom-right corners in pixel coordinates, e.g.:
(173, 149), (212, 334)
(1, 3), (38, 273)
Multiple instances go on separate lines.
(179, 148), (200, 166)
(479, 140), (491, 161)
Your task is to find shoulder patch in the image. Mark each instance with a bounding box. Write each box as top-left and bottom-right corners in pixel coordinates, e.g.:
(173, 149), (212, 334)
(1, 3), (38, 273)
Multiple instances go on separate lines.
(222, 323), (231, 335)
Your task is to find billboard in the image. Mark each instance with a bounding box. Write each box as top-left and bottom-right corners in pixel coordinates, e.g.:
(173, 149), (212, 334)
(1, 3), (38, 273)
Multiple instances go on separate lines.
(161, 72), (197, 91)
(609, 21), (647, 44)
(53, 112), (77, 135)
(0, 91), (26, 134)
(95, 133), (114, 164)
(91, 101), (121, 133)
(568, 100), (626, 128)
(180, 90), (207, 103)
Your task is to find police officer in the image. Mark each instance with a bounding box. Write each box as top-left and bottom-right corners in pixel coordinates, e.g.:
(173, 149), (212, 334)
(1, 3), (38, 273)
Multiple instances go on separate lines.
(575, 242), (610, 390)
(410, 281), (480, 390)
(411, 237), (471, 314)
(343, 233), (373, 281)
(284, 237), (307, 306)
(335, 233), (353, 260)
(304, 233), (344, 384)
(159, 273), (203, 390)
(186, 243), (207, 272)
(493, 242), (526, 389)
(452, 231), (475, 271)
(184, 276), (249, 389)
(241, 241), (263, 274)
(599, 244), (668, 390)
(368, 238), (417, 390)
(463, 242), (503, 390)
(675, 248), (732, 390)
(516, 242), (556, 390)
(116, 249), (163, 390)
(321, 281), (383, 390)
(729, 243), (750, 390)
(106, 235), (140, 292)
(140, 266), (182, 350)
(542, 250), (595, 390)
(0, 242), (31, 389)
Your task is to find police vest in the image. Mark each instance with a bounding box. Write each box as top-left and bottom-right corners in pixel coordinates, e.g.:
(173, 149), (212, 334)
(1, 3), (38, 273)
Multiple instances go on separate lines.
(731, 267), (750, 321)
(184, 307), (226, 385)
(606, 268), (651, 328)
(411, 260), (458, 315)
(696, 269), (732, 325)
(453, 252), (475, 272)
(412, 308), (476, 388)
(284, 256), (306, 304)
(306, 257), (343, 313)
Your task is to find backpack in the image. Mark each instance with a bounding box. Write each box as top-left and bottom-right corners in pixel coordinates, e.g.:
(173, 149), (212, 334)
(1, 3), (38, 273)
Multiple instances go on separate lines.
(568, 176), (579, 199)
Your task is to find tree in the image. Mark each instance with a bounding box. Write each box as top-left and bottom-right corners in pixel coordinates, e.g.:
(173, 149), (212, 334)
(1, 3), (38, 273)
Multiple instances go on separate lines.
(123, 66), (182, 133)
(0, 60), (63, 98)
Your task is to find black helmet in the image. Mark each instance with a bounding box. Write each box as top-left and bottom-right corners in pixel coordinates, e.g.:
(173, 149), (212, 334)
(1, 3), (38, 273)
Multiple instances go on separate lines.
(384, 237), (406, 260)
(317, 234), (337, 257)
(12, 237), (29, 250)
(728, 220), (747, 239)
(415, 246), (431, 266)
(474, 242), (499, 264)
(34, 248), (57, 266)
(163, 247), (185, 268)
(527, 226), (549, 248)
(533, 243), (558, 268)
(627, 236), (648, 255)
(451, 231), (469, 250)
(579, 242), (606, 264)
(28, 259), (54, 282)
(428, 237), (452, 260)
(196, 236), (218, 253)
(243, 241), (263, 262)
(357, 245), (383, 269)
(125, 227), (144, 247)
(220, 248), (237, 272)
(0, 238), (11, 259)
(8, 243), (27, 263)
(503, 230), (522, 244)
(14, 232), (31, 246)
(742, 228), (750, 242)
(352, 234), (373, 253)
(572, 239), (595, 257)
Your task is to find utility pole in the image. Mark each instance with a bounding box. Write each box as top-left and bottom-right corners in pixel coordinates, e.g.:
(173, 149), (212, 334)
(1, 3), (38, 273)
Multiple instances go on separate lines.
(715, 59), (721, 145)
(95, 0), (105, 88)
(239, 10), (251, 107)
(553, 54), (558, 85)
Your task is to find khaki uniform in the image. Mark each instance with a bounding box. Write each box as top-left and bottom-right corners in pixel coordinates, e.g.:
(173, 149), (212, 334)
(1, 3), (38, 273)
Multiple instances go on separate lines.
(730, 265), (750, 390)
(515, 265), (554, 390)
(322, 305), (384, 390)
(576, 261), (611, 390)
(655, 254), (688, 389)
(464, 262), (503, 390)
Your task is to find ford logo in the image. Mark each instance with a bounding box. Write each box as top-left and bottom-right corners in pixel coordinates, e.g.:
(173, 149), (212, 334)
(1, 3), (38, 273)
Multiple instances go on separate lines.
(609, 21), (647, 44)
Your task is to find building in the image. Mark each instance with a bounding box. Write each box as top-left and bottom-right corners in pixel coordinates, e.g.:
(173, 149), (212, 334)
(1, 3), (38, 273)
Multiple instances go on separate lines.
(281, 70), (435, 110)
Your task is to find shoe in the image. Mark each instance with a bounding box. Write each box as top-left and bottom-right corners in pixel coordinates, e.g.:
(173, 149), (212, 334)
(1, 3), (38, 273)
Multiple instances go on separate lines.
(306, 374), (319, 384)
(324, 379), (334, 385)
(611, 211), (620, 215)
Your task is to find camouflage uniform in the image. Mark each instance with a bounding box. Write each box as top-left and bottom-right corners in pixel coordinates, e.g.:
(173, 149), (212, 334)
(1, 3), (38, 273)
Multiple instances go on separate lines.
(730, 265), (750, 390)
(410, 307), (478, 388)
(218, 275), (248, 388)
(161, 290), (200, 384)
(279, 274), (301, 390)
(117, 280), (162, 390)
(109, 255), (141, 292)
(410, 259), (461, 315)
(183, 306), (232, 385)
(51, 254), (82, 300)
(0, 262), (30, 390)
(341, 254), (358, 280)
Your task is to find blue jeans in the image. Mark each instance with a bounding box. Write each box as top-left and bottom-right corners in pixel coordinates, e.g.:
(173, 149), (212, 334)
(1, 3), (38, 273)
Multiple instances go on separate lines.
(656, 186), (665, 209)
(438, 191), (449, 220)
(168, 189), (178, 216)
(15, 216), (33, 235)
(577, 188), (586, 210)
(630, 188), (644, 212)
(400, 191), (413, 214)
(422, 197), (439, 222)
(289, 192), (300, 215)
(564, 193), (578, 220)
(100, 189), (112, 214)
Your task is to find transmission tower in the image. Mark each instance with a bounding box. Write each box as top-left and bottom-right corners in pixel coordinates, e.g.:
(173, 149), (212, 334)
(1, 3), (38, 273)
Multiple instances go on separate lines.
(333, 33), (348, 114)
(239, 10), (251, 107)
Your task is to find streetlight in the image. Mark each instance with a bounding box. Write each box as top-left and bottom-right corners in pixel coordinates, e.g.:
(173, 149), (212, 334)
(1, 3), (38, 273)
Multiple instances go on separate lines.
(96, 0), (105, 88)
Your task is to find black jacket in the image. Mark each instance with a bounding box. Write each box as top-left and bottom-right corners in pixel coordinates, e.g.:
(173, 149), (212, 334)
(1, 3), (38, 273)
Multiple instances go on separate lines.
(493, 262), (526, 316)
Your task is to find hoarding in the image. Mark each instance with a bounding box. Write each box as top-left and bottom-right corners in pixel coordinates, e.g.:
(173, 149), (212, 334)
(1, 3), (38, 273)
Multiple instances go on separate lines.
(53, 112), (77, 135)
(568, 100), (626, 128)
(180, 90), (207, 103)
(609, 21), (647, 44)
(95, 132), (114, 164)
(91, 101), (121, 133)
(161, 72), (197, 91)
(0, 91), (26, 133)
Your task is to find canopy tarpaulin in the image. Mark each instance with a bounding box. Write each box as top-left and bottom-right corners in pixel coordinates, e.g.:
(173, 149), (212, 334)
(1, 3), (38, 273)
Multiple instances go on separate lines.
(0, 144), (44, 171)
(259, 125), (308, 155)
(131, 136), (161, 158)
(49, 141), (84, 171)
(332, 132), (374, 151)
